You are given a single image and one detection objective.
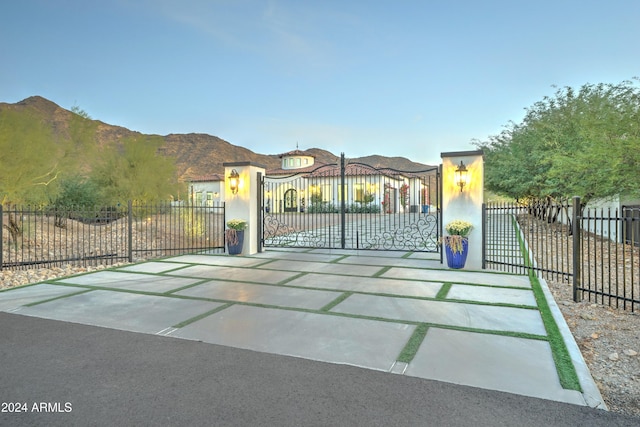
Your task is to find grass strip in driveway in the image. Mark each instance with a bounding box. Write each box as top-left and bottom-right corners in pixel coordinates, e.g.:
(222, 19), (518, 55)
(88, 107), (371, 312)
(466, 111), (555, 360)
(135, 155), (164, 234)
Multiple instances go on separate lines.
(513, 216), (582, 392)
(372, 266), (392, 277)
(397, 323), (429, 363)
(529, 273), (582, 391)
(320, 292), (353, 312)
(24, 289), (94, 307)
(172, 303), (234, 328)
(435, 282), (452, 299)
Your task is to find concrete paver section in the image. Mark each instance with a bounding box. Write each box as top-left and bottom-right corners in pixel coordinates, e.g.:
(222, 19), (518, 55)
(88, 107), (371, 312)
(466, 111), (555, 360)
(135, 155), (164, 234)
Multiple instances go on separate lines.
(167, 264), (298, 284)
(56, 270), (201, 293)
(381, 267), (532, 288)
(174, 280), (341, 310)
(118, 261), (190, 273)
(331, 293), (547, 335)
(0, 284), (83, 311)
(15, 290), (222, 334)
(405, 327), (585, 405)
(310, 248), (418, 258)
(337, 255), (445, 270)
(446, 283), (537, 306)
(285, 273), (443, 298)
(252, 251), (345, 263)
(261, 259), (383, 276)
(171, 304), (416, 371)
(166, 254), (269, 267)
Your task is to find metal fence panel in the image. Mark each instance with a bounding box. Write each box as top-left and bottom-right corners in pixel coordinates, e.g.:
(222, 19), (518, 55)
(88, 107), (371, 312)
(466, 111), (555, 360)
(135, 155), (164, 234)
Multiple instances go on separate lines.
(483, 199), (639, 311)
(1, 202), (225, 271)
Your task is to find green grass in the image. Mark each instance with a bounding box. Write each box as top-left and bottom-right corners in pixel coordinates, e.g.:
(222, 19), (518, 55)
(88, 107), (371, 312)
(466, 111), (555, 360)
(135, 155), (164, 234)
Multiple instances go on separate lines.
(172, 303), (234, 328)
(513, 216), (582, 392)
(397, 323), (429, 363)
(320, 292), (353, 312)
(435, 282), (452, 299)
(529, 273), (582, 391)
(372, 266), (392, 277)
(24, 289), (93, 306)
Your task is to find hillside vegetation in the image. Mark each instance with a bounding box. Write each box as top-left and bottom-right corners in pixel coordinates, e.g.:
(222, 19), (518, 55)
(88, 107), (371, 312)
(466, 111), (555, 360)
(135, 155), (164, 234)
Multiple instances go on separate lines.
(0, 96), (431, 205)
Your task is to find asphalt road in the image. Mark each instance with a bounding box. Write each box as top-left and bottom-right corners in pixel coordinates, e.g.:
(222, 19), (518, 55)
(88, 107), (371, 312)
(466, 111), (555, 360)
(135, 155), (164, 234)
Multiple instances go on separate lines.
(1, 312), (637, 427)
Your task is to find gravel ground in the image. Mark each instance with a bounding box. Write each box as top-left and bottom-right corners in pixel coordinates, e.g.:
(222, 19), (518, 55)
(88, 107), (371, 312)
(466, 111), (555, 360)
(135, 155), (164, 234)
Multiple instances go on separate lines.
(547, 279), (640, 418)
(1, 264), (639, 419)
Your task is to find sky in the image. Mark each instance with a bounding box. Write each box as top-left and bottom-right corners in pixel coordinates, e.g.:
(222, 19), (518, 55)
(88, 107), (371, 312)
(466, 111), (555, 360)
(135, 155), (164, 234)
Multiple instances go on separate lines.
(1, 0), (639, 165)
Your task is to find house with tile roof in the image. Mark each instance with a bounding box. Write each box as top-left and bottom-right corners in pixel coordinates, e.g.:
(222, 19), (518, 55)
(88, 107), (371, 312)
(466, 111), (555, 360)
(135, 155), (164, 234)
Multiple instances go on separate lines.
(265, 149), (435, 215)
(187, 149), (437, 214)
(187, 173), (225, 206)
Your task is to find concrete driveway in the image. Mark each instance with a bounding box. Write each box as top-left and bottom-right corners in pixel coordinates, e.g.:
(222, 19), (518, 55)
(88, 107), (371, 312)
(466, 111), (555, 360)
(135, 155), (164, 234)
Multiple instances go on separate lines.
(0, 249), (605, 411)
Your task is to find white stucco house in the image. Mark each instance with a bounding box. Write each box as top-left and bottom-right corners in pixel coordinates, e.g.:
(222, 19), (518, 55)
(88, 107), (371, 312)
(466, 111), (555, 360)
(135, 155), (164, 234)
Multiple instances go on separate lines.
(188, 149), (437, 214)
(187, 173), (224, 206)
(265, 149), (436, 215)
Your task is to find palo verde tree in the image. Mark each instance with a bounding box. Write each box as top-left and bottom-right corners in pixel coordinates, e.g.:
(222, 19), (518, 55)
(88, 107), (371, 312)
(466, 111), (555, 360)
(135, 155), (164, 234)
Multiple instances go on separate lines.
(0, 110), (62, 205)
(476, 78), (640, 205)
(64, 105), (100, 172)
(90, 135), (185, 204)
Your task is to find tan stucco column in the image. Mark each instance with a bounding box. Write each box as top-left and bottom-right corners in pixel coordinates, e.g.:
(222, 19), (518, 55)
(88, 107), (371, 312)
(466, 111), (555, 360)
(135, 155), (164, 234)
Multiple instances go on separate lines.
(441, 150), (484, 269)
(223, 161), (266, 255)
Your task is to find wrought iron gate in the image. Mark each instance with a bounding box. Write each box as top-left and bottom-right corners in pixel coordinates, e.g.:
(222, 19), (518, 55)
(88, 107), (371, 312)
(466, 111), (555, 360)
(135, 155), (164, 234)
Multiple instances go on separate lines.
(262, 153), (441, 252)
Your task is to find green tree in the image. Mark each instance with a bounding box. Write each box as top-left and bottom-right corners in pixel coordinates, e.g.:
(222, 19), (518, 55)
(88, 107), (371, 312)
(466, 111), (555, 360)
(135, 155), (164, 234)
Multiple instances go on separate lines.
(51, 175), (104, 206)
(65, 105), (99, 174)
(0, 110), (61, 204)
(477, 79), (640, 203)
(91, 135), (184, 203)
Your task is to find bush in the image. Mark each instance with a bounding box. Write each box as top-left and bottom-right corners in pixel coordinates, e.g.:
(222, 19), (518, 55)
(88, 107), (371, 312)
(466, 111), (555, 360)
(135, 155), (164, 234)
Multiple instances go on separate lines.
(347, 204), (381, 214)
(307, 203), (339, 213)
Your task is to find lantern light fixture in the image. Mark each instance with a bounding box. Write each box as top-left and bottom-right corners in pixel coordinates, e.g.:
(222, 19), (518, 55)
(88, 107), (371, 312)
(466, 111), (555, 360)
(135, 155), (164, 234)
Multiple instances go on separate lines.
(454, 161), (468, 192)
(229, 169), (240, 194)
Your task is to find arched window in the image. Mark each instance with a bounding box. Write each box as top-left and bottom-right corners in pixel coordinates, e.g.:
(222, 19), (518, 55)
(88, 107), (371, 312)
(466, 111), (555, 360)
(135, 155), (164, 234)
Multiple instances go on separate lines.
(284, 188), (298, 212)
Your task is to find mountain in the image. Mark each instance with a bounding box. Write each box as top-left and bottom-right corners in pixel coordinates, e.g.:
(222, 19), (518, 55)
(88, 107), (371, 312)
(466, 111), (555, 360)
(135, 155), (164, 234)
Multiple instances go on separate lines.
(0, 96), (434, 181)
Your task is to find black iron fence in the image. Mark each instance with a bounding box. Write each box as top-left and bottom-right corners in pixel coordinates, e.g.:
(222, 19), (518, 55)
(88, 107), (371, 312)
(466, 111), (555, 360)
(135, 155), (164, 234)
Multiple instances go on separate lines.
(483, 197), (640, 311)
(1, 201), (225, 271)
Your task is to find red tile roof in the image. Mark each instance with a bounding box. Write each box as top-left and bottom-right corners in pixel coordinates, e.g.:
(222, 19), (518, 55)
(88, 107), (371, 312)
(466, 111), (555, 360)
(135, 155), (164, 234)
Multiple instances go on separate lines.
(189, 173), (224, 182)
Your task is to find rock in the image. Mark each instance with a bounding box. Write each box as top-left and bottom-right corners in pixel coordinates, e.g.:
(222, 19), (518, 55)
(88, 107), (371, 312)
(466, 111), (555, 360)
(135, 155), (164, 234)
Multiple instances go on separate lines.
(591, 333), (599, 339)
(581, 313), (595, 320)
(623, 349), (638, 357)
(609, 352), (620, 361)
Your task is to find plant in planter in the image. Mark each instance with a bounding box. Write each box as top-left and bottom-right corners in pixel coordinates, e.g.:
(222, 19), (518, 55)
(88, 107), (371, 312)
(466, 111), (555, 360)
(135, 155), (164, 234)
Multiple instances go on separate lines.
(225, 219), (247, 255)
(442, 220), (473, 269)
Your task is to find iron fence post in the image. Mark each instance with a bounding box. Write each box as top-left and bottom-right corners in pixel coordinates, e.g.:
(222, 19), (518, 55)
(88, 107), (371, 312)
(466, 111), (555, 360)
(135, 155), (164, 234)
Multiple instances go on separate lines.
(438, 164), (443, 264)
(128, 200), (133, 263)
(0, 204), (3, 271)
(482, 203), (486, 269)
(257, 172), (263, 253)
(340, 153), (346, 249)
(572, 196), (582, 302)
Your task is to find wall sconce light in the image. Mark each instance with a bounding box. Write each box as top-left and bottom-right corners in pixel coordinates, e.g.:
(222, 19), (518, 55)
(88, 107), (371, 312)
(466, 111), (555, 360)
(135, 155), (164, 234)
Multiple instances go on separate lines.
(229, 169), (240, 194)
(454, 161), (469, 192)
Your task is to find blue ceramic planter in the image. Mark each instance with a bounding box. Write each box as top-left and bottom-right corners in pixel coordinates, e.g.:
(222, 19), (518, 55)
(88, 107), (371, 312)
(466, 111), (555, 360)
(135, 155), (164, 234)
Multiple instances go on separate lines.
(445, 238), (468, 269)
(227, 230), (244, 255)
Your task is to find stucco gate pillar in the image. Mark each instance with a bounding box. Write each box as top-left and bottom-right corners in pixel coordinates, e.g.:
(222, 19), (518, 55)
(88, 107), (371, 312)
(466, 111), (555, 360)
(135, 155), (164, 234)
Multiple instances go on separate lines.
(223, 161), (266, 255)
(440, 150), (484, 270)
